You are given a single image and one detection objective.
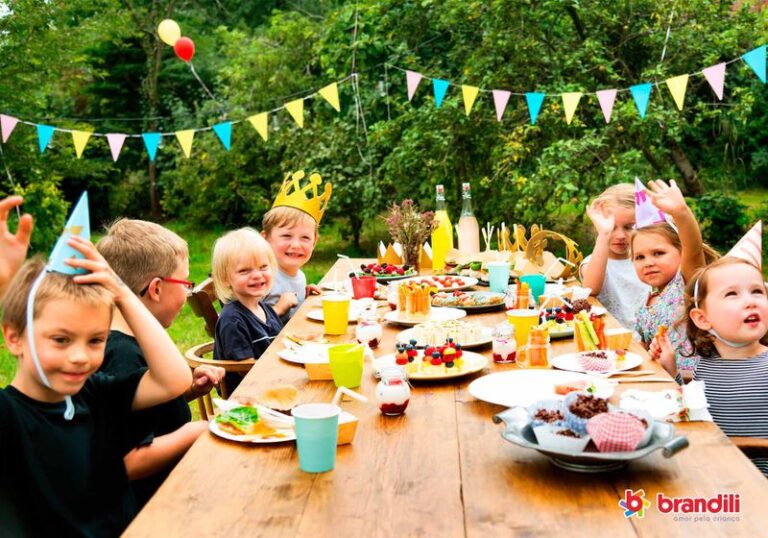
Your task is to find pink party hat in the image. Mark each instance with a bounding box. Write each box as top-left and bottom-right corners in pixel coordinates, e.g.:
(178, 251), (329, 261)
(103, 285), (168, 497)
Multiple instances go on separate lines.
(634, 177), (668, 229)
(726, 221), (762, 268)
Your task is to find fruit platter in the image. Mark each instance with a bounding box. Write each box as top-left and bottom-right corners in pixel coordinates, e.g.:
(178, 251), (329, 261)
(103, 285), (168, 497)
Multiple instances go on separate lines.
(398, 275), (478, 292)
(357, 262), (416, 282)
(373, 338), (488, 380)
(537, 306), (575, 339)
(431, 291), (505, 312)
(396, 320), (493, 349)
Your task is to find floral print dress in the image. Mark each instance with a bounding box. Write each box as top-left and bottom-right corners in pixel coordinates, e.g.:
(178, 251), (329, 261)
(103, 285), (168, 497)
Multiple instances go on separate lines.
(634, 271), (699, 372)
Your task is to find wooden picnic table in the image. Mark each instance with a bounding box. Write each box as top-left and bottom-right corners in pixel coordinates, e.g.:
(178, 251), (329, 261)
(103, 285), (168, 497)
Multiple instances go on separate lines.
(124, 260), (768, 537)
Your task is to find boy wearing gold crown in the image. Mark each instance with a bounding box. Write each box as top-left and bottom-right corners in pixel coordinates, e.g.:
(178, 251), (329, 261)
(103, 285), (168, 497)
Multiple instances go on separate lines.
(261, 170), (332, 323)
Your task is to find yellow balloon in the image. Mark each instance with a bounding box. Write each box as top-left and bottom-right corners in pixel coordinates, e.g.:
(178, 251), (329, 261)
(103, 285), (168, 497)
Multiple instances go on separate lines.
(157, 19), (181, 46)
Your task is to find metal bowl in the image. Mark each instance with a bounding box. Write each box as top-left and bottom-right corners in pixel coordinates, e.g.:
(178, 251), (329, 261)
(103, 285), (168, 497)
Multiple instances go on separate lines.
(493, 407), (689, 473)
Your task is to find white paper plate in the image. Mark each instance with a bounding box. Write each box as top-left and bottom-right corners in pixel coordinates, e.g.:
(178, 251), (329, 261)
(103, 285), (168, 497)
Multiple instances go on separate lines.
(590, 306), (607, 317)
(550, 351), (644, 374)
(397, 275), (479, 292)
(396, 326), (494, 349)
(208, 419), (296, 444)
(468, 370), (615, 408)
(383, 307), (466, 326)
(306, 298), (369, 323)
(372, 350), (489, 380)
(277, 343), (331, 365)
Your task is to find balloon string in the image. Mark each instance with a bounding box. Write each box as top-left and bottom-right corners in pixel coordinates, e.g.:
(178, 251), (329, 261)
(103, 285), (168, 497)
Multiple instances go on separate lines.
(188, 62), (224, 111)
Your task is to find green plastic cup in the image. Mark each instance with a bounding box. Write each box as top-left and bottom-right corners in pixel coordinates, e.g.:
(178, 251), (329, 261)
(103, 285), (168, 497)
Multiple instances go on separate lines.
(328, 344), (364, 389)
(293, 403), (341, 473)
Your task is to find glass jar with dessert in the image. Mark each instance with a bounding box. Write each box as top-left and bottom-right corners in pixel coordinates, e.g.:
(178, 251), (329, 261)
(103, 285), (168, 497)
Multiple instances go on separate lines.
(375, 366), (410, 416)
(355, 309), (382, 349)
(387, 282), (399, 311)
(492, 321), (516, 364)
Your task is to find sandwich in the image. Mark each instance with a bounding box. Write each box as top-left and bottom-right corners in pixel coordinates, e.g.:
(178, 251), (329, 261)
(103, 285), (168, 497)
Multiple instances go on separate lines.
(215, 406), (286, 439)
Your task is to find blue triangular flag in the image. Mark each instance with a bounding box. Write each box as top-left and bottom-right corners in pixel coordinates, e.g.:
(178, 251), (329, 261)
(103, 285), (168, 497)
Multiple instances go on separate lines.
(525, 92), (545, 125)
(36, 124), (55, 153)
(212, 122), (232, 151)
(142, 132), (161, 161)
(432, 79), (450, 109)
(742, 45), (766, 83)
(48, 192), (90, 275)
(630, 83), (653, 119)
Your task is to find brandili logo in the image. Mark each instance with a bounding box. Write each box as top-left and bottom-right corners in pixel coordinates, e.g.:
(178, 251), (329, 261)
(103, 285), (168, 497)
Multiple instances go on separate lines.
(619, 489), (651, 518)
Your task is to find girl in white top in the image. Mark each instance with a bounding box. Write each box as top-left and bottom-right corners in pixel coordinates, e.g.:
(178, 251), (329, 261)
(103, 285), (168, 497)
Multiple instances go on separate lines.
(579, 183), (650, 330)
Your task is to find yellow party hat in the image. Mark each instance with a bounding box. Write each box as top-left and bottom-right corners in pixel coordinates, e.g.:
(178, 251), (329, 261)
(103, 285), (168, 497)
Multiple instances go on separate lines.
(272, 170), (332, 224)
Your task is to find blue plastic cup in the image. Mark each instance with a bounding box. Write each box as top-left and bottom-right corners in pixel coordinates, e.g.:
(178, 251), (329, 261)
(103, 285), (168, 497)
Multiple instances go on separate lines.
(487, 262), (511, 293)
(293, 403), (341, 473)
(519, 274), (546, 303)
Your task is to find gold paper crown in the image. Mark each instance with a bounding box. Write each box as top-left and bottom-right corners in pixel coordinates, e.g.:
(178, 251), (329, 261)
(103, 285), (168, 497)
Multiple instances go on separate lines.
(272, 170), (332, 224)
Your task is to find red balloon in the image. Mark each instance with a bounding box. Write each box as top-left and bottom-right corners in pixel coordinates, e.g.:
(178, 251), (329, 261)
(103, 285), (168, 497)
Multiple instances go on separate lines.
(174, 37), (195, 62)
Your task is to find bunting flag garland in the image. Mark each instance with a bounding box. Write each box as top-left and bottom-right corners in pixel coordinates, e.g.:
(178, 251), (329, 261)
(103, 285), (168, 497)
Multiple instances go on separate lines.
(432, 79), (450, 109)
(36, 124), (54, 153)
(175, 129), (195, 158)
(71, 130), (93, 158)
(141, 132), (161, 161)
(629, 83), (653, 119)
(462, 85), (479, 116)
(702, 62), (726, 100)
(665, 74), (689, 111)
(406, 70), (423, 101)
(595, 89), (617, 123)
(742, 45), (766, 83)
(318, 83), (341, 112)
(106, 133), (126, 162)
(212, 122), (232, 151)
(492, 90), (511, 121)
(1, 114), (18, 143)
(561, 92), (582, 125)
(525, 92), (545, 125)
(248, 112), (269, 142)
(285, 99), (304, 128)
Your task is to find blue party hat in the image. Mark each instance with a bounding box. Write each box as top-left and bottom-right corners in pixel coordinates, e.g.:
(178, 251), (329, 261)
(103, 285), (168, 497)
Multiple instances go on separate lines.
(48, 192), (90, 274)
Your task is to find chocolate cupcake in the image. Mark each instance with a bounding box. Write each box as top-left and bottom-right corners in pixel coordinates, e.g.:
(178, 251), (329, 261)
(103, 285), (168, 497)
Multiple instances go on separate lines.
(563, 392), (609, 434)
(527, 399), (565, 428)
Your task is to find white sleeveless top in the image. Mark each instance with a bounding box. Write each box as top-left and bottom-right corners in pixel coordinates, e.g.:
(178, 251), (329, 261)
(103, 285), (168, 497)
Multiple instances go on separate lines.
(580, 255), (650, 331)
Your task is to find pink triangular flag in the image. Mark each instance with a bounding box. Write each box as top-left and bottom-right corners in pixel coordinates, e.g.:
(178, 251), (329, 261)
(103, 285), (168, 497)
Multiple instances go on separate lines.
(727, 221), (762, 268)
(406, 70), (424, 101)
(106, 133), (127, 162)
(634, 178), (668, 229)
(596, 89), (617, 123)
(702, 62), (726, 101)
(1, 114), (19, 143)
(492, 90), (511, 121)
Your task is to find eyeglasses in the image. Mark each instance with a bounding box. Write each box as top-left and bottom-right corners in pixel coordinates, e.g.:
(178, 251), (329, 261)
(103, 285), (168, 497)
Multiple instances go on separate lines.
(139, 277), (196, 297)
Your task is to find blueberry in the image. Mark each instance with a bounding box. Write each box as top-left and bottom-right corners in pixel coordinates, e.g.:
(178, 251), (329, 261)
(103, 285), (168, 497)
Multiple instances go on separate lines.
(445, 361), (455, 368)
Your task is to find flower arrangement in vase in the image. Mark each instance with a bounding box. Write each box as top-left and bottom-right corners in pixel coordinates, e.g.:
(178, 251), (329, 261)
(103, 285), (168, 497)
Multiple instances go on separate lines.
(384, 199), (437, 269)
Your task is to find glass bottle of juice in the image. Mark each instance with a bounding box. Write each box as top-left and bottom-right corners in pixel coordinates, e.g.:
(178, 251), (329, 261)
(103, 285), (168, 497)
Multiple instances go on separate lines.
(457, 182), (480, 254)
(431, 184), (453, 273)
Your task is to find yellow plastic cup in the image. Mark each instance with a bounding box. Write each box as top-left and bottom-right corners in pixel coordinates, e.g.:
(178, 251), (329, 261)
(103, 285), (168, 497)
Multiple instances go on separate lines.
(322, 294), (350, 335)
(507, 309), (540, 348)
(328, 344), (365, 389)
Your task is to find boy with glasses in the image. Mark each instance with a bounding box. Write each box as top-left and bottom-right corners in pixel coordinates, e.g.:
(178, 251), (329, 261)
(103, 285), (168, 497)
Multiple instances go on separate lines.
(96, 219), (224, 508)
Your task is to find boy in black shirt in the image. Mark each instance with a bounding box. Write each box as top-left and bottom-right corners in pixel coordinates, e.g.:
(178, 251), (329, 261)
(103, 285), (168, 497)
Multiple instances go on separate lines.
(97, 219), (224, 508)
(0, 238), (192, 536)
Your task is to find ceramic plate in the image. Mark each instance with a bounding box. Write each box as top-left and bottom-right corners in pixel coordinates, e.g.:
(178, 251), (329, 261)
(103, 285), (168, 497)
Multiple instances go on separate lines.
(397, 276), (479, 292)
(467, 370), (615, 408)
(550, 351), (644, 374)
(395, 326), (494, 349)
(431, 291), (505, 312)
(208, 420), (295, 444)
(372, 350), (489, 380)
(383, 307), (466, 326)
(277, 342), (331, 365)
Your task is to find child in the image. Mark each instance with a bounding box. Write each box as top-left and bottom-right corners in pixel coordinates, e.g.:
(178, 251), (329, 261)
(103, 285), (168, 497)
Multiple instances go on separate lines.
(96, 219), (224, 509)
(632, 180), (709, 374)
(261, 170), (332, 323)
(579, 183), (650, 330)
(0, 195), (33, 298)
(0, 237), (192, 536)
(658, 257), (768, 475)
(212, 228), (283, 392)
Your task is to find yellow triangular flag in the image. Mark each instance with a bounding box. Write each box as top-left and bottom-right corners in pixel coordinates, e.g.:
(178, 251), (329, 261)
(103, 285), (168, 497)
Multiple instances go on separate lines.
(318, 83), (340, 112)
(285, 99), (304, 128)
(247, 113), (269, 141)
(71, 130), (93, 158)
(175, 129), (195, 158)
(561, 92), (583, 125)
(665, 74), (689, 111)
(462, 85), (479, 116)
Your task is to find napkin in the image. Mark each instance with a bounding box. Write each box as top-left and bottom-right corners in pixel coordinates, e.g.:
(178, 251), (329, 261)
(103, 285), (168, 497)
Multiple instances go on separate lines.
(619, 380), (713, 422)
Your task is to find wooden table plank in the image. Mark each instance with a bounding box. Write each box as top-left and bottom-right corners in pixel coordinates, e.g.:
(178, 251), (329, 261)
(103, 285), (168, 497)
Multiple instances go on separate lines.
(125, 260), (768, 537)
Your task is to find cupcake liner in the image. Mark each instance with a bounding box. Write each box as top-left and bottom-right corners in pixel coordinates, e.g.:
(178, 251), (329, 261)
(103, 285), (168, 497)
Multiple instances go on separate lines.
(586, 412), (646, 453)
(577, 351), (615, 373)
(533, 424), (591, 453)
(563, 392), (610, 435)
(616, 409), (654, 449)
(527, 399), (565, 429)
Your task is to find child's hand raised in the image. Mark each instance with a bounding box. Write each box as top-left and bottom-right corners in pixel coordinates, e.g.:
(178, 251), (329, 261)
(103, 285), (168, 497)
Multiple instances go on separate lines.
(65, 236), (131, 304)
(586, 200), (615, 236)
(647, 179), (690, 218)
(650, 331), (677, 378)
(0, 196), (33, 295)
